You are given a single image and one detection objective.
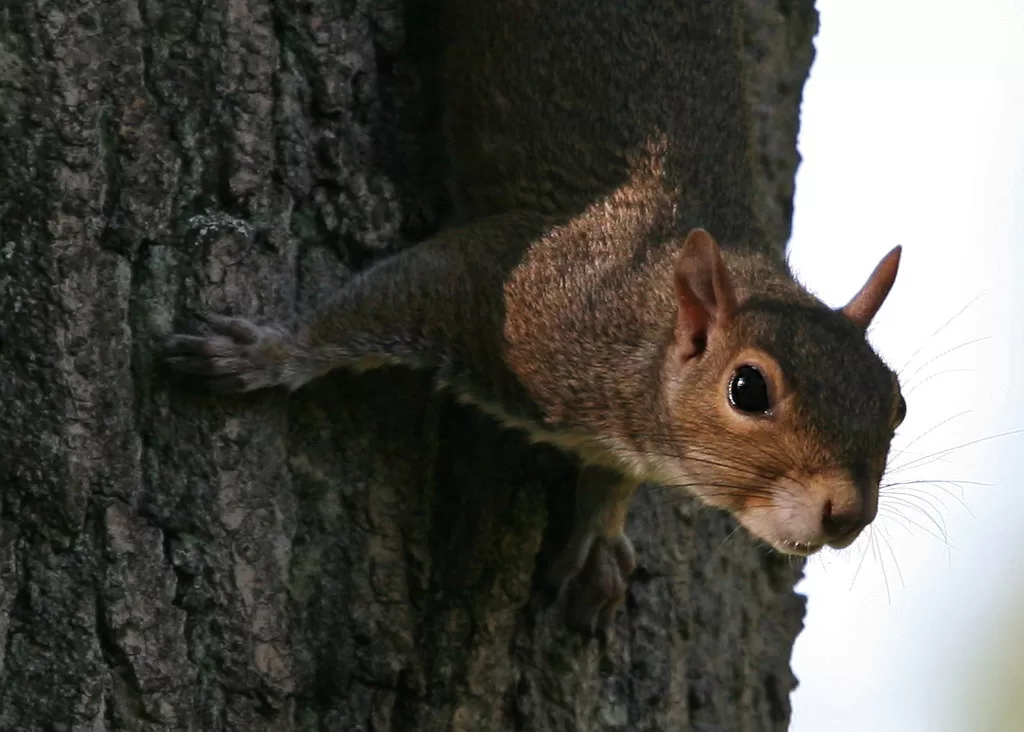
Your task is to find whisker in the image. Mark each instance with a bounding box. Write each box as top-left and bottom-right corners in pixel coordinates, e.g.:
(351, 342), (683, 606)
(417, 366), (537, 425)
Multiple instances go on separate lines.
(882, 479), (982, 513)
(883, 478), (990, 489)
(875, 523), (906, 590)
(888, 410), (972, 461)
(882, 488), (960, 527)
(876, 501), (949, 545)
(892, 429), (1022, 473)
(873, 531), (892, 605)
(849, 529), (873, 590)
(705, 524), (746, 566)
(899, 336), (991, 392)
(895, 294), (983, 375)
(884, 484), (957, 521)
(903, 368), (975, 398)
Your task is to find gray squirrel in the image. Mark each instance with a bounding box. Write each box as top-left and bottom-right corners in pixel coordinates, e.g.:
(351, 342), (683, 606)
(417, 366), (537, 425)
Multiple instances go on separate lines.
(163, 0), (905, 632)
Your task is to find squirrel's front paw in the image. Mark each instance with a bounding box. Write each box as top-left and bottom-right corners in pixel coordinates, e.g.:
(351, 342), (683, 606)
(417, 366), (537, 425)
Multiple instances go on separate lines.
(162, 313), (295, 393)
(547, 532), (636, 635)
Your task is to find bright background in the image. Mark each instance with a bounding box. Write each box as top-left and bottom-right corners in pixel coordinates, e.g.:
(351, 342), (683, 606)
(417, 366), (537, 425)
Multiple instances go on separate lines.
(786, 1), (1024, 731)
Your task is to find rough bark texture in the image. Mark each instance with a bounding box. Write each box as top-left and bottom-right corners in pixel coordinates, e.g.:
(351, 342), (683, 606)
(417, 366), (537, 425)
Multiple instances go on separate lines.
(0, 1), (817, 730)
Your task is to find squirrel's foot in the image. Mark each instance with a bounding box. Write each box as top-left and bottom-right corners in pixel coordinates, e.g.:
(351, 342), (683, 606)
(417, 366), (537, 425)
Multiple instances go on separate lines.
(162, 313), (296, 393)
(547, 531), (636, 635)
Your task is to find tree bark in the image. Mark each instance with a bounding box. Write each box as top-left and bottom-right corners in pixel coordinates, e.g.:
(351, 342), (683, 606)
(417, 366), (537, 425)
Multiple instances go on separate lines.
(0, 1), (817, 730)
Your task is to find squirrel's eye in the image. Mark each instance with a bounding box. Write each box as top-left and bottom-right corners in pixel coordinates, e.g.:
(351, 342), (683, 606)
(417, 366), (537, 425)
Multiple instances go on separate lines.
(894, 394), (907, 427)
(728, 365), (771, 414)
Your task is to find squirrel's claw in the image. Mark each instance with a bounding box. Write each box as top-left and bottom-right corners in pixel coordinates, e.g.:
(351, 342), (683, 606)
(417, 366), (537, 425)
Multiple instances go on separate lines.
(548, 532), (636, 635)
(162, 313), (292, 393)
(192, 312), (265, 345)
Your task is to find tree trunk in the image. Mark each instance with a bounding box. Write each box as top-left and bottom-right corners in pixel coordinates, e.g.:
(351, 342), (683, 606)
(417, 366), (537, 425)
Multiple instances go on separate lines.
(0, 1), (817, 730)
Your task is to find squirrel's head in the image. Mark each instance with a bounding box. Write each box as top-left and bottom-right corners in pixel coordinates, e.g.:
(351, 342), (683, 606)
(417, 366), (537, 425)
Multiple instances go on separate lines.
(656, 229), (904, 556)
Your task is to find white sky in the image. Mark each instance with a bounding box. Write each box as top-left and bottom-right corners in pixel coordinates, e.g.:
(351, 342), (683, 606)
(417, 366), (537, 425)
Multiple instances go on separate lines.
(786, 1), (1024, 731)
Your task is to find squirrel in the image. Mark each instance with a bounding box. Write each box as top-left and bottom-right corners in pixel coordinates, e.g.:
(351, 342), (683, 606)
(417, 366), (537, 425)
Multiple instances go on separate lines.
(162, 1), (905, 633)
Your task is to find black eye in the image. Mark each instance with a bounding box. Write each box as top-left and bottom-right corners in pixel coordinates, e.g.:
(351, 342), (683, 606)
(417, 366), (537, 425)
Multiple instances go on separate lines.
(894, 394), (906, 427)
(728, 365), (771, 414)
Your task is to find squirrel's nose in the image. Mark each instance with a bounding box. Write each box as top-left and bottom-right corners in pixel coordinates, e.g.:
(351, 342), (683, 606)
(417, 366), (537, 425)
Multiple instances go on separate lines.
(821, 496), (868, 544)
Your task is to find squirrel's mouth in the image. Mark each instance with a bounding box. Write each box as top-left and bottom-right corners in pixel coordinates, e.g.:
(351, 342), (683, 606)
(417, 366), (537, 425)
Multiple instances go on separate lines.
(776, 539), (823, 557)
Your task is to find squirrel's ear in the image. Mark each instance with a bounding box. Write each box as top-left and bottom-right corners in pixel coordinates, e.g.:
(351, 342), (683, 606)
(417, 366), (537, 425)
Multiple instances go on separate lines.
(840, 246), (901, 330)
(673, 228), (738, 359)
